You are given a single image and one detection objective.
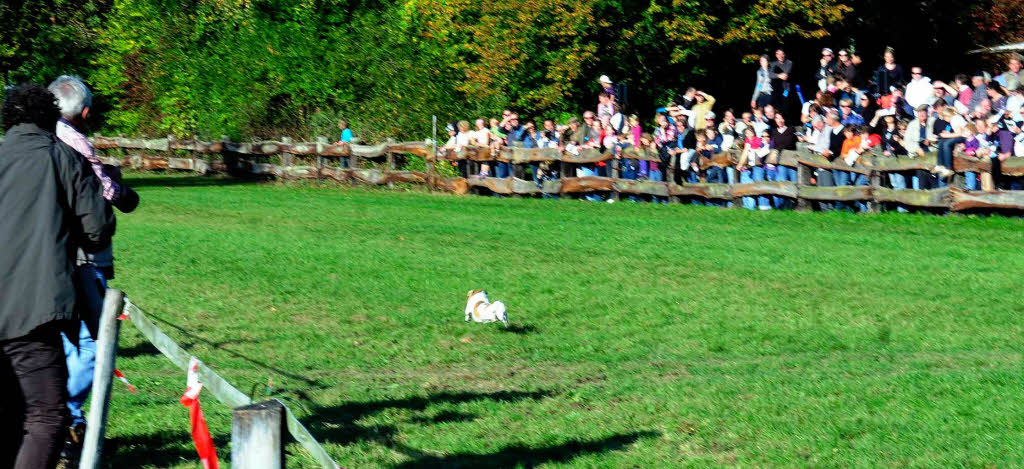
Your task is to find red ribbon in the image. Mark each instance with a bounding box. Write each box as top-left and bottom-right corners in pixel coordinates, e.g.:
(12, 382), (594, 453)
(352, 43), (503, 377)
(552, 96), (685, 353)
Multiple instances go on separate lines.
(181, 358), (219, 469)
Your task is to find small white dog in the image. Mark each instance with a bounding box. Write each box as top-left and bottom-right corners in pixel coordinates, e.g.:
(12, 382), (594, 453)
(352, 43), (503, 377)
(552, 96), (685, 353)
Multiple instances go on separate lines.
(465, 290), (508, 326)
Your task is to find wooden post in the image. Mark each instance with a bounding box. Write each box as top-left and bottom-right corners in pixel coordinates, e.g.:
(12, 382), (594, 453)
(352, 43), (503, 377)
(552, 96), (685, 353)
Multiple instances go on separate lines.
(611, 158), (621, 201)
(668, 155), (679, 204)
(386, 138), (396, 189)
(350, 139), (361, 170)
(796, 163), (811, 211)
(232, 399), (286, 469)
(316, 136), (328, 184)
(429, 115), (437, 192)
(78, 289), (126, 469)
(281, 137), (294, 177)
(868, 169), (881, 213)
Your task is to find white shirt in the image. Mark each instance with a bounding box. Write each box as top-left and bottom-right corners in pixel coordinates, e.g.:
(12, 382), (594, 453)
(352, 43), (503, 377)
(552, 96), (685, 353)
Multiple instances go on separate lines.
(1007, 94), (1024, 121)
(905, 76), (934, 109)
(455, 132), (471, 151)
(472, 129), (490, 146)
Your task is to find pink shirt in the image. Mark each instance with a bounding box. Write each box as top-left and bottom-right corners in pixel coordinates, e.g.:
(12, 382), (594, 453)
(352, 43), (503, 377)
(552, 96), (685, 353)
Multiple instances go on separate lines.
(56, 119), (120, 201)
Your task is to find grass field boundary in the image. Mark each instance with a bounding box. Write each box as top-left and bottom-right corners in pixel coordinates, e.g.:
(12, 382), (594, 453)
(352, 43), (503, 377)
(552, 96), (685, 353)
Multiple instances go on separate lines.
(122, 298), (340, 469)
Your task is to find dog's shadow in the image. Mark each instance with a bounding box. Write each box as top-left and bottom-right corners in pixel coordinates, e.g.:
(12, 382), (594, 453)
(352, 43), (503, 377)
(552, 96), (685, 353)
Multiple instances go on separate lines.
(500, 323), (538, 335)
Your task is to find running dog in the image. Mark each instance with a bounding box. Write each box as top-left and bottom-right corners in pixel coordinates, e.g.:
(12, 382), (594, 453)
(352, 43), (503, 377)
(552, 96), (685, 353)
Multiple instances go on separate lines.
(465, 290), (508, 326)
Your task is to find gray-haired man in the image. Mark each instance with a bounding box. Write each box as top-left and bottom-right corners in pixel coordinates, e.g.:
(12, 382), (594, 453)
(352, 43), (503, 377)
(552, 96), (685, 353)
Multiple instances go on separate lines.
(48, 75), (137, 455)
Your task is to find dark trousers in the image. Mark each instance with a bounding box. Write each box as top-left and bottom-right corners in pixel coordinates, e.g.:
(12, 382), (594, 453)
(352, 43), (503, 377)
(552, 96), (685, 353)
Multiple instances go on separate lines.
(937, 137), (965, 168)
(0, 323), (69, 469)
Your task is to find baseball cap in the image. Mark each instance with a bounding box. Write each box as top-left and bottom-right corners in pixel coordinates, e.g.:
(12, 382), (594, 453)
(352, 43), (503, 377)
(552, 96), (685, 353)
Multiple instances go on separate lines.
(599, 75), (613, 84)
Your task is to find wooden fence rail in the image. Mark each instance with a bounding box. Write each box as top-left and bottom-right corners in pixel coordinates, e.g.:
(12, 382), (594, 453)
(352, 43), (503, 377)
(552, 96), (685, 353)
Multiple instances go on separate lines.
(123, 299), (340, 468)
(80, 134), (1024, 212)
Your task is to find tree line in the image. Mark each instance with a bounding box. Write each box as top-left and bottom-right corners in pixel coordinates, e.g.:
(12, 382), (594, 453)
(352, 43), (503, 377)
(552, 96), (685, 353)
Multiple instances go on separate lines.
(0, 0), (1016, 141)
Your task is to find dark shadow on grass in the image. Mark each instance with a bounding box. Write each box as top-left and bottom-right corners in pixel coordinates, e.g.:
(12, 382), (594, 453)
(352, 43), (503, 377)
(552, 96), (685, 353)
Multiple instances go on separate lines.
(390, 431), (658, 468)
(117, 340), (162, 359)
(409, 410), (478, 425)
(104, 430), (229, 468)
(307, 390), (554, 446)
(126, 173), (270, 189)
(500, 323), (538, 335)
(145, 311), (323, 388)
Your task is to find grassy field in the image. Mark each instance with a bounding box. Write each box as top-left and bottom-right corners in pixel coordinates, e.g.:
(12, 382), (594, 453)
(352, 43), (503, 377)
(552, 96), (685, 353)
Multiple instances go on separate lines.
(104, 173), (1024, 468)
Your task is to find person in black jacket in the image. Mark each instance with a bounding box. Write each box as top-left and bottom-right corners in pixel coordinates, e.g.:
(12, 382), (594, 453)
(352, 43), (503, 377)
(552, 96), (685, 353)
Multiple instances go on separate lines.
(770, 49), (794, 116)
(0, 84), (115, 469)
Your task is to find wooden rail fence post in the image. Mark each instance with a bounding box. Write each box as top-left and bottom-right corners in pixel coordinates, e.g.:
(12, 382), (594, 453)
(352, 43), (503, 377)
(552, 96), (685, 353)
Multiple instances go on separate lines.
(387, 138), (396, 189)
(281, 136), (294, 170)
(796, 161), (811, 211)
(232, 399), (286, 469)
(611, 157), (621, 201)
(78, 289), (126, 469)
(316, 136), (328, 184)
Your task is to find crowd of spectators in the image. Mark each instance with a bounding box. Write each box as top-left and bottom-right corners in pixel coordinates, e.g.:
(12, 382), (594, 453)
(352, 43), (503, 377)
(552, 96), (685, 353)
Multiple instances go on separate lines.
(440, 48), (1024, 210)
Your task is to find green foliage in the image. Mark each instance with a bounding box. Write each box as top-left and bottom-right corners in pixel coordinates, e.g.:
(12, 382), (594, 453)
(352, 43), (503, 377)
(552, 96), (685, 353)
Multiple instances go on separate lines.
(0, 0), (1002, 139)
(0, 0), (111, 86)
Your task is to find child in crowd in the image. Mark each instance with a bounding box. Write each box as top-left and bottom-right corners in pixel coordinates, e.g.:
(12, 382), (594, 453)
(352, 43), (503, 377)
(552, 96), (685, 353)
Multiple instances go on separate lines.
(472, 118), (493, 177)
(692, 132), (711, 183)
(737, 127), (770, 210)
(615, 133), (638, 179)
(963, 121), (994, 190)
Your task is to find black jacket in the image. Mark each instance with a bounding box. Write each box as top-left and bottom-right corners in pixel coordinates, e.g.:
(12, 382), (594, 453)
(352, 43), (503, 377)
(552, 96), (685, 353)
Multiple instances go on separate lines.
(0, 123), (115, 341)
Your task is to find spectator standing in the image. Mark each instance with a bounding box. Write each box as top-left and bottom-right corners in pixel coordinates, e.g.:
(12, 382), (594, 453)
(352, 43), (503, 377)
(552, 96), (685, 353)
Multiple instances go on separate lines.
(931, 80), (956, 106)
(872, 47), (906, 97)
(718, 110), (738, 152)
(836, 49), (862, 90)
(335, 119), (354, 168)
(954, 74), (973, 111)
(679, 87), (698, 111)
(599, 75), (616, 100)
(996, 55), (1023, 91)
(751, 55), (773, 109)
(670, 118), (696, 184)
(969, 72), (988, 112)
(494, 114), (523, 177)
(770, 49), (794, 115)
(839, 99), (865, 125)
(49, 75), (138, 457)
(815, 48), (837, 92)
(534, 119), (560, 185)
(473, 118), (494, 177)
(769, 113), (798, 208)
(0, 84), (115, 469)
(597, 92), (617, 119)
(737, 127), (770, 210)
(905, 67), (933, 109)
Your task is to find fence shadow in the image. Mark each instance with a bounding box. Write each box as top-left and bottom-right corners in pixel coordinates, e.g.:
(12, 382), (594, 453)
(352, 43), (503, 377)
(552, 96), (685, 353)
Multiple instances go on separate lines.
(126, 174), (269, 189)
(390, 430), (659, 468)
(306, 390), (555, 447)
(104, 430), (229, 468)
(144, 311), (324, 388)
(117, 340), (162, 359)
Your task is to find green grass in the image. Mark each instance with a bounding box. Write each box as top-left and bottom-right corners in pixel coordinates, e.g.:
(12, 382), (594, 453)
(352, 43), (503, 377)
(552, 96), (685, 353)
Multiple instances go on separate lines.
(104, 173), (1024, 468)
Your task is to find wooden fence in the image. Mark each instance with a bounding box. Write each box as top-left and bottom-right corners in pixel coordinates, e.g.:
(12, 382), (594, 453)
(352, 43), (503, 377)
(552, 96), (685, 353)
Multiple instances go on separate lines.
(90, 135), (1024, 212)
